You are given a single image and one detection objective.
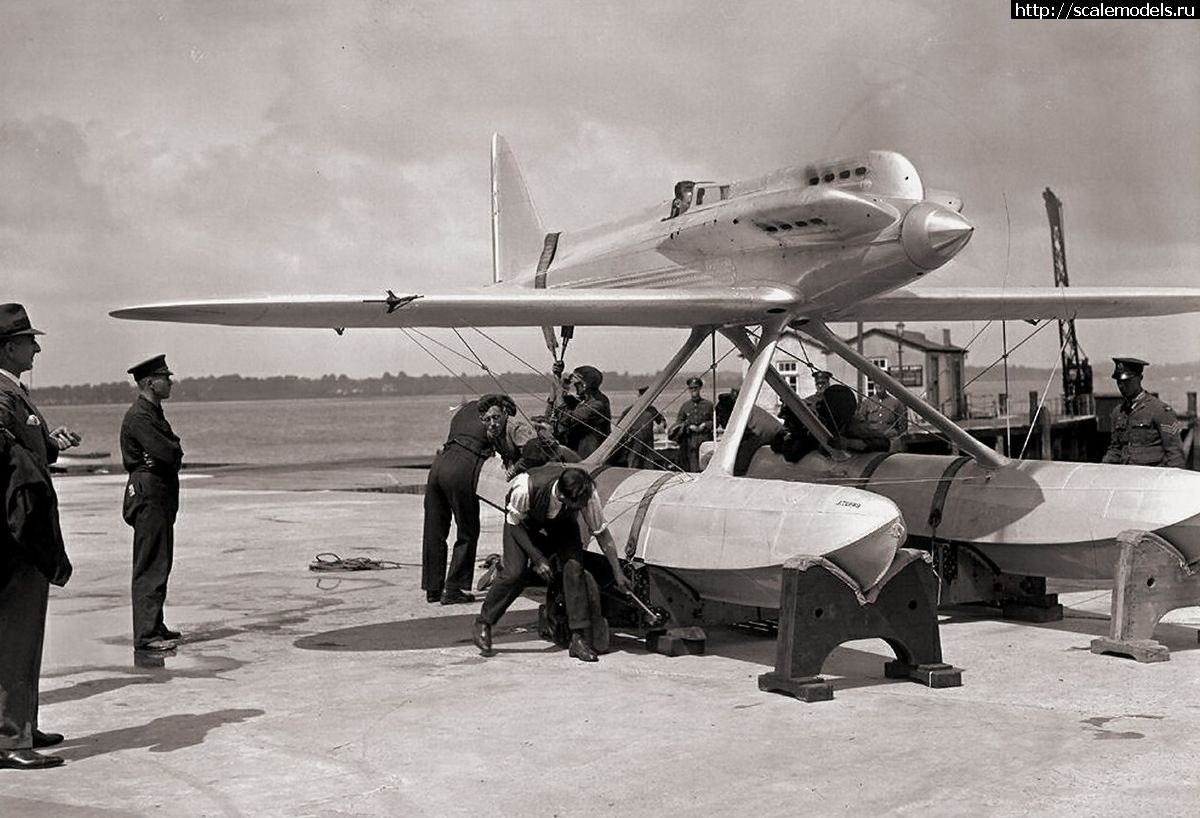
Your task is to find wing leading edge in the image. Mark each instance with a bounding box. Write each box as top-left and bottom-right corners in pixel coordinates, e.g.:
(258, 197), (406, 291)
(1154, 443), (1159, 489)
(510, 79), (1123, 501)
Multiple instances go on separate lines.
(109, 286), (802, 329)
(832, 287), (1200, 322)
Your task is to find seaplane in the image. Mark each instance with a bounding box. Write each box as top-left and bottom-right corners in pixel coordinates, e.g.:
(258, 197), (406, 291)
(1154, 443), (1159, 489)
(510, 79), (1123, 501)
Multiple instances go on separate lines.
(112, 135), (1200, 623)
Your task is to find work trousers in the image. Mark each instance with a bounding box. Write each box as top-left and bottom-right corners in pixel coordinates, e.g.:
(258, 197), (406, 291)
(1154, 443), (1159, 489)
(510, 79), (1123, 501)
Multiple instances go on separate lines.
(477, 517), (591, 630)
(421, 447), (484, 595)
(131, 502), (176, 646)
(0, 561), (49, 750)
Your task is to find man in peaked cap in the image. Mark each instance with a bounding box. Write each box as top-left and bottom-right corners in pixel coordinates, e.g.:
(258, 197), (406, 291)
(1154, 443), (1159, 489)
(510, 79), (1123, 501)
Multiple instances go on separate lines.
(1102, 357), (1184, 468)
(670, 376), (714, 472)
(120, 355), (185, 651)
(0, 303), (80, 770)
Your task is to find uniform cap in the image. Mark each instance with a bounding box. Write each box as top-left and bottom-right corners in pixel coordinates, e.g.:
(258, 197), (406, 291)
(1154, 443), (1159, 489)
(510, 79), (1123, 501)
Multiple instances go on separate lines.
(128, 354), (173, 381)
(0, 303), (44, 339)
(686, 376), (703, 388)
(1111, 357), (1148, 381)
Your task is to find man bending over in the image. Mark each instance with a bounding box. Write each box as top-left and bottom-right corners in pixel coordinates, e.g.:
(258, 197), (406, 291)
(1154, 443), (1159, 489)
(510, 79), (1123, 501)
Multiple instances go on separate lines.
(472, 465), (630, 662)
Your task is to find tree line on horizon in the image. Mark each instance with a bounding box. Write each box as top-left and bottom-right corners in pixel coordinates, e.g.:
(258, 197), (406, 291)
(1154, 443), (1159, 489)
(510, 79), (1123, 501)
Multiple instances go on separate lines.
(33, 370), (747, 406)
(33, 361), (1198, 406)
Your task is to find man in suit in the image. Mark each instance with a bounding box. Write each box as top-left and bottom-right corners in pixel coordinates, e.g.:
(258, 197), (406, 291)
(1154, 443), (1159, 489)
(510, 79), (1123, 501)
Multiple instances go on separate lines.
(121, 355), (185, 651)
(0, 303), (80, 770)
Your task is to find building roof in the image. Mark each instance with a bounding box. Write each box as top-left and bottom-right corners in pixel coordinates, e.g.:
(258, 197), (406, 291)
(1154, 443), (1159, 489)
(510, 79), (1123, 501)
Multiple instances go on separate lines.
(849, 327), (965, 353)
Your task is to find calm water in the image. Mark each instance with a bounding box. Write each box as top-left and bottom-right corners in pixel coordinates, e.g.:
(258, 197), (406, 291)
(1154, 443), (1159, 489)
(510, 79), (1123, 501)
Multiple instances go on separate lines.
(45, 376), (1199, 467)
(46, 390), (658, 466)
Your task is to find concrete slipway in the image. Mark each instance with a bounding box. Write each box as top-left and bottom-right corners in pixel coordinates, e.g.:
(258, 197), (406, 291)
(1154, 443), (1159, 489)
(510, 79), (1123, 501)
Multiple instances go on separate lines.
(4, 461), (1200, 817)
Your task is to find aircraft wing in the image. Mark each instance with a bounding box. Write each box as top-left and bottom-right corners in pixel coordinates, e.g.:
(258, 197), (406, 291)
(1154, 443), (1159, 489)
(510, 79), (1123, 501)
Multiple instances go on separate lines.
(830, 287), (1200, 322)
(109, 286), (801, 329)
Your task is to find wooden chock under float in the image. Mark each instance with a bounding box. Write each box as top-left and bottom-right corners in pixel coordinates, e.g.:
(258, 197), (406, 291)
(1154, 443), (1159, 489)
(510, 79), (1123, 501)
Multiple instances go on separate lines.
(758, 547), (962, 702)
(1090, 529), (1200, 663)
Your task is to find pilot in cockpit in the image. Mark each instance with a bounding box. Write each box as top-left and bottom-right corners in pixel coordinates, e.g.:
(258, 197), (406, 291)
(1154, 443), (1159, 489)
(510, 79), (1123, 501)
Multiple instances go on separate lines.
(669, 181), (695, 219)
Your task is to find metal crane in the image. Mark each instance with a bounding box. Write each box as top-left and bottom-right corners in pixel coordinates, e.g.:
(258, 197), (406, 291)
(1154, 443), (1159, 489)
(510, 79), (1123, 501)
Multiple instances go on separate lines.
(1043, 188), (1093, 416)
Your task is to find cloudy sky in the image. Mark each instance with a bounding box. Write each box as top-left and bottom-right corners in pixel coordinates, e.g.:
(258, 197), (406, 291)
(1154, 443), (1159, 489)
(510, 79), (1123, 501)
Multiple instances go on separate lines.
(3, 1), (1198, 387)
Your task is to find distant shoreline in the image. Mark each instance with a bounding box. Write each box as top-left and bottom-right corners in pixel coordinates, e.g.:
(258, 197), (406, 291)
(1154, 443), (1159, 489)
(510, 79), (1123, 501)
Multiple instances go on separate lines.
(32, 362), (1199, 407)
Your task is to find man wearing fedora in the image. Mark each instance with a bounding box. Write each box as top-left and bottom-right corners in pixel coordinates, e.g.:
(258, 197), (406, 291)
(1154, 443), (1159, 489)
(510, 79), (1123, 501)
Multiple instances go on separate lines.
(0, 302), (81, 770)
(121, 355), (185, 651)
(1102, 357), (1185, 468)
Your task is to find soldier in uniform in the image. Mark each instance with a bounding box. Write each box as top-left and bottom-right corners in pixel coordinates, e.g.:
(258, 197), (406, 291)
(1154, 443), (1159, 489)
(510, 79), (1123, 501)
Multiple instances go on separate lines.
(120, 355), (185, 651)
(842, 385), (908, 453)
(1102, 357), (1184, 468)
(0, 303), (79, 770)
(670, 376), (714, 472)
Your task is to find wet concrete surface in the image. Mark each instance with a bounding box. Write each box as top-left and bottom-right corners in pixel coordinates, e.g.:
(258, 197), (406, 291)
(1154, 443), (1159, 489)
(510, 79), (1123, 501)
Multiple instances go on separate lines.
(5, 462), (1200, 816)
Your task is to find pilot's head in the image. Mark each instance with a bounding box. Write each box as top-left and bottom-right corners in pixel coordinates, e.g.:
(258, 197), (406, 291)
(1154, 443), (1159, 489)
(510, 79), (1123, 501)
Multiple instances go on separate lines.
(686, 376), (703, 399)
(573, 365), (603, 395)
(813, 370), (832, 391)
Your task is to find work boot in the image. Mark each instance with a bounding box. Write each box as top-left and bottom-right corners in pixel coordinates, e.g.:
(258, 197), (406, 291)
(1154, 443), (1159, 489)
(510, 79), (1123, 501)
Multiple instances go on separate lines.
(440, 589), (475, 605)
(135, 638), (177, 653)
(157, 626), (182, 640)
(32, 730), (64, 749)
(568, 633), (598, 663)
(426, 590), (441, 603)
(0, 749), (64, 770)
(472, 620), (493, 655)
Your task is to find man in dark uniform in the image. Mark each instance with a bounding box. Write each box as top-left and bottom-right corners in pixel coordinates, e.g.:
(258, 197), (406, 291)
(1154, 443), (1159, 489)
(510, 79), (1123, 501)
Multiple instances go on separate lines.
(670, 376), (714, 472)
(422, 397), (496, 604)
(120, 355), (185, 651)
(1102, 357), (1185, 468)
(0, 303), (80, 770)
(472, 465), (631, 662)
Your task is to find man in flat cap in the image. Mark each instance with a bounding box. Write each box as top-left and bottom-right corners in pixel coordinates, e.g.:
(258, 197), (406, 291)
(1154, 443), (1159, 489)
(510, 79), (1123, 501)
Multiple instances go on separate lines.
(0, 303), (80, 769)
(670, 376), (714, 472)
(1102, 357), (1184, 468)
(120, 355), (185, 651)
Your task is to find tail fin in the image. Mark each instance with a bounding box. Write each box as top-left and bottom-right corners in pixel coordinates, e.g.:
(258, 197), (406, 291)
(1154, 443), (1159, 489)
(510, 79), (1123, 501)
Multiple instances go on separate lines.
(491, 134), (545, 284)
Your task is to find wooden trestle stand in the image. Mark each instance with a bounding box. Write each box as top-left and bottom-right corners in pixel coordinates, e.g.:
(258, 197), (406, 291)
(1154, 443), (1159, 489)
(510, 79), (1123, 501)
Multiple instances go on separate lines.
(1090, 529), (1200, 663)
(758, 548), (962, 702)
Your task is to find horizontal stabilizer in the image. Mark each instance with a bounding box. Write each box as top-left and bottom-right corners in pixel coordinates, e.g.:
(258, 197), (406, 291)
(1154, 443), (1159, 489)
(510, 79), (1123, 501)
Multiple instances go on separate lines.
(110, 286), (802, 329)
(831, 287), (1200, 322)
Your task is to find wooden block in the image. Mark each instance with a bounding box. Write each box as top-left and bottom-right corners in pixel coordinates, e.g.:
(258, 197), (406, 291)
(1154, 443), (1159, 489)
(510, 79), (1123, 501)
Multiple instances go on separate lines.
(646, 627), (706, 656)
(1089, 637), (1170, 663)
(885, 660), (964, 688)
(757, 672), (834, 702)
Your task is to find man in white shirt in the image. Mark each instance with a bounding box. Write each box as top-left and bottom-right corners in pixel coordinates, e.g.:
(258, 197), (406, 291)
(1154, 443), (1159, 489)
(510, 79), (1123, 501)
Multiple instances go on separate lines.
(473, 465), (630, 662)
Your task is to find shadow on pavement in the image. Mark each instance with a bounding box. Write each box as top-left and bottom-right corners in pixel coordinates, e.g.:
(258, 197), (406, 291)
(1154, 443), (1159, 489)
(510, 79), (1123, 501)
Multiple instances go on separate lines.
(293, 609), (541, 652)
(56, 708), (265, 761)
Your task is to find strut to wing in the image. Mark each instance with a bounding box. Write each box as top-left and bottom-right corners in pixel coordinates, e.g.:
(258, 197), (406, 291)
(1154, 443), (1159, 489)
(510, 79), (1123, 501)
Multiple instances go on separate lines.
(109, 286), (801, 329)
(832, 287), (1200, 322)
